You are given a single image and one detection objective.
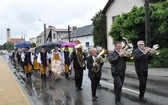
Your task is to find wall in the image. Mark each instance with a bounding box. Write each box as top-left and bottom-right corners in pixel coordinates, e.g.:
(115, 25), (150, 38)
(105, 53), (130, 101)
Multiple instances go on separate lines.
(106, 0), (144, 51)
(62, 35), (94, 51)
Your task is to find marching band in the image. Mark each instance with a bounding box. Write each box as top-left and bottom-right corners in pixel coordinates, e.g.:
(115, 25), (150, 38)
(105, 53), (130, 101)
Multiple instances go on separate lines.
(10, 40), (154, 105)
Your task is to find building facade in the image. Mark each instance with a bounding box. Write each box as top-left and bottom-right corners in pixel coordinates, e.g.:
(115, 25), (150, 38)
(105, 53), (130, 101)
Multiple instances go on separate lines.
(62, 25), (94, 51)
(36, 26), (70, 46)
(29, 37), (36, 44)
(103, 0), (145, 51)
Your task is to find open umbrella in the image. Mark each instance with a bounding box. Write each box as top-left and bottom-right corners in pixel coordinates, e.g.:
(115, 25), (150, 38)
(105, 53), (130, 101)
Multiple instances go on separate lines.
(15, 41), (31, 48)
(61, 42), (76, 47)
(42, 41), (63, 48)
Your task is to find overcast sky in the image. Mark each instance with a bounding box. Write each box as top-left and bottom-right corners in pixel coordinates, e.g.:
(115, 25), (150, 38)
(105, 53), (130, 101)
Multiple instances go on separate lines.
(0, 0), (108, 44)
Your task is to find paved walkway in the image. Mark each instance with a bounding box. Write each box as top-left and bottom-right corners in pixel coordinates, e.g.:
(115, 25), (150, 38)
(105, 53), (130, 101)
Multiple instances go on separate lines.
(0, 56), (31, 105)
(103, 62), (168, 77)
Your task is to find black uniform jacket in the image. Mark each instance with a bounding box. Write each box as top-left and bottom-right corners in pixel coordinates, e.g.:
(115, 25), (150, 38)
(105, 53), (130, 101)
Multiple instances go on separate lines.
(134, 48), (153, 71)
(87, 55), (104, 78)
(108, 50), (129, 76)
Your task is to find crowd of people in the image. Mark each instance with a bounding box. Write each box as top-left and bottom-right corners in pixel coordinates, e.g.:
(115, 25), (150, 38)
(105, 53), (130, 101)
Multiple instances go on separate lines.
(3, 40), (153, 105)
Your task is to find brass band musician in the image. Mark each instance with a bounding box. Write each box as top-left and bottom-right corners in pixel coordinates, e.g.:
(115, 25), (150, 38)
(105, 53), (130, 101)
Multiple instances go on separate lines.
(87, 48), (104, 102)
(71, 44), (86, 91)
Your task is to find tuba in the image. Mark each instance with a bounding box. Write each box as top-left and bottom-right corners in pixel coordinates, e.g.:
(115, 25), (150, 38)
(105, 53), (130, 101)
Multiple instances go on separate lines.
(91, 49), (107, 73)
(75, 44), (86, 68)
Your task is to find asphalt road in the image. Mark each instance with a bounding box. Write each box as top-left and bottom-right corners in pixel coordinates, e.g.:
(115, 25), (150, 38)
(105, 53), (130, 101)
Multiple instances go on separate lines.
(7, 60), (168, 105)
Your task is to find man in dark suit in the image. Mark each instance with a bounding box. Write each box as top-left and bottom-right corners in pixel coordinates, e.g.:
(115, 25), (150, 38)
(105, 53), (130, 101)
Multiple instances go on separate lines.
(71, 44), (86, 91)
(108, 41), (130, 105)
(134, 40), (153, 102)
(87, 48), (104, 101)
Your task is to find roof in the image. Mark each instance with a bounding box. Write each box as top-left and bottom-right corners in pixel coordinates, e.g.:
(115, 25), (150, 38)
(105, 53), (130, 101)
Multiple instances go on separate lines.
(62, 24), (93, 39)
(8, 38), (25, 43)
(102, 0), (114, 14)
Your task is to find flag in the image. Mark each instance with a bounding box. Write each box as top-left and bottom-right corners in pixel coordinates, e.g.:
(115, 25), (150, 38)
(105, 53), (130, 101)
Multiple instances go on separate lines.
(47, 29), (52, 42)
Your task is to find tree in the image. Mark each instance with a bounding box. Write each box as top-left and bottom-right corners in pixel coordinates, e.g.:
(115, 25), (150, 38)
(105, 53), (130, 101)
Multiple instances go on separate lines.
(91, 10), (107, 49)
(2, 42), (14, 51)
(109, 0), (168, 49)
(31, 42), (36, 47)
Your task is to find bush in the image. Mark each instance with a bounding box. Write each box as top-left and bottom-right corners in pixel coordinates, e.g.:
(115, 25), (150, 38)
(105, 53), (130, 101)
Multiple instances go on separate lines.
(150, 48), (168, 68)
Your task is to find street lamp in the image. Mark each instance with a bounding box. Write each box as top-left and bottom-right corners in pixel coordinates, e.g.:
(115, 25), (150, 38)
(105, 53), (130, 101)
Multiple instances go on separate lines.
(39, 19), (47, 43)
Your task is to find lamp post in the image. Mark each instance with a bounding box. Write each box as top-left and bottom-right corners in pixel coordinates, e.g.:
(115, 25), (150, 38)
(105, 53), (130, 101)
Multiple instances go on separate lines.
(144, 0), (165, 47)
(144, 0), (151, 47)
(68, 25), (70, 42)
(39, 19), (47, 43)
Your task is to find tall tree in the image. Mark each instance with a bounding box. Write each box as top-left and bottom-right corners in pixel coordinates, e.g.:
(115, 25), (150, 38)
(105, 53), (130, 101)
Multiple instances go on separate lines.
(91, 10), (107, 49)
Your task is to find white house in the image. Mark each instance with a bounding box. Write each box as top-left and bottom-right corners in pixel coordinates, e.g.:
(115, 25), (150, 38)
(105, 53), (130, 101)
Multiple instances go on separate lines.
(29, 37), (36, 44)
(36, 26), (70, 46)
(62, 25), (94, 51)
(102, 0), (145, 51)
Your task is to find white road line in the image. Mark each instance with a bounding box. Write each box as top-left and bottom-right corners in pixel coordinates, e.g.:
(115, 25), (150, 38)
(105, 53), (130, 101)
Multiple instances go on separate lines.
(100, 81), (139, 94)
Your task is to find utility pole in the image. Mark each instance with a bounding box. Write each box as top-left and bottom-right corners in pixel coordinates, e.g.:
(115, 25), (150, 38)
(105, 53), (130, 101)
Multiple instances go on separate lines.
(144, 0), (151, 47)
(44, 23), (47, 43)
(68, 25), (70, 42)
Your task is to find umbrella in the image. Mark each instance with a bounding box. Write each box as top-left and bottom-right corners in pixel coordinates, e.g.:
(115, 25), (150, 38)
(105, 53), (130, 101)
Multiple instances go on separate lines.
(15, 41), (31, 48)
(42, 41), (63, 48)
(61, 42), (76, 47)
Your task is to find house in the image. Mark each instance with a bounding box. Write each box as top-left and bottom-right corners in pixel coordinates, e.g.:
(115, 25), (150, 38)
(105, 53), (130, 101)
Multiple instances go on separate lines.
(36, 26), (70, 46)
(29, 37), (36, 44)
(102, 0), (145, 51)
(62, 25), (94, 51)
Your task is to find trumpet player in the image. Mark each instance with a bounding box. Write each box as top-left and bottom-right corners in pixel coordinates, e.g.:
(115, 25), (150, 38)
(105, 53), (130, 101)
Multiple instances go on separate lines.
(87, 48), (104, 101)
(134, 40), (153, 102)
(108, 41), (130, 105)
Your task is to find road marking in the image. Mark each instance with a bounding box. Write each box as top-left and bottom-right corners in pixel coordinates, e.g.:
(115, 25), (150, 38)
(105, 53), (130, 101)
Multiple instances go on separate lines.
(100, 81), (139, 94)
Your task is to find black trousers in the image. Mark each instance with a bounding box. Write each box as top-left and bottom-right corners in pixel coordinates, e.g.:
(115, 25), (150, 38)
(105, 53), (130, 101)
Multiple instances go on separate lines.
(75, 69), (83, 88)
(136, 71), (148, 98)
(97, 77), (101, 85)
(113, 74), (125, 102)
(90, 75), (99, 97)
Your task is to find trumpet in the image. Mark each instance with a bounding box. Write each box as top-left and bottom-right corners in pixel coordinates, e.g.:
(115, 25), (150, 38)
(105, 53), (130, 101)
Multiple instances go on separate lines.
(120, 45), (133, 57)
(144, 44), (160, 55)
(144, 46), (159, 55)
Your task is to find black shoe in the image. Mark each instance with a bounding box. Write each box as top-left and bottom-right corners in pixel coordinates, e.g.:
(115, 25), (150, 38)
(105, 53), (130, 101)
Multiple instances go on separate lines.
(98, 84), (102, 87)
(139, 97), (147, 102)
(92, 97), (97, 102)
(115, 101), (123, 105)
(76, 87), (80, 91)
(95, 95), (98, 99)
(79, 87), (83, 90)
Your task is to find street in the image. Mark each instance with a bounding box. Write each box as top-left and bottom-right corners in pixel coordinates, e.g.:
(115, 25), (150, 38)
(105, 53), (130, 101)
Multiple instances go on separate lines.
(7, 59), (168, 105)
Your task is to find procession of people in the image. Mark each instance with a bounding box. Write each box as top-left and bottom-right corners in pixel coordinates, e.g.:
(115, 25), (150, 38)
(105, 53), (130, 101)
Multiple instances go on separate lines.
(8, 40), (154, 105)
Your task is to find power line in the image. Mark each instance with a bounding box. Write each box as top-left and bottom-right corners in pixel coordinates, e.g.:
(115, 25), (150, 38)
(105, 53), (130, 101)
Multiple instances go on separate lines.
(52, 1), (105, 25)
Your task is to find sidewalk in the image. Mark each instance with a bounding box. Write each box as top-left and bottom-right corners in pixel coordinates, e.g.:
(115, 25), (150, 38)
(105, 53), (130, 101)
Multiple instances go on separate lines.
(0, 56), (31, 105)
(103, 62), (168, 77)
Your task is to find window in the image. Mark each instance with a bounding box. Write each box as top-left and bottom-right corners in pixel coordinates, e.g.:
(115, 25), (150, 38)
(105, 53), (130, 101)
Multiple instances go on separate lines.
(53, 34), (56, 39)
(112, 16), (118, 24)
(86, 42), (89, 47)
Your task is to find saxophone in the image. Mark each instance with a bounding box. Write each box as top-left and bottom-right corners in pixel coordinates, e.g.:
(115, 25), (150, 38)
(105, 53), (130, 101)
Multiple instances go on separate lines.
(91, 49), (107, 73)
